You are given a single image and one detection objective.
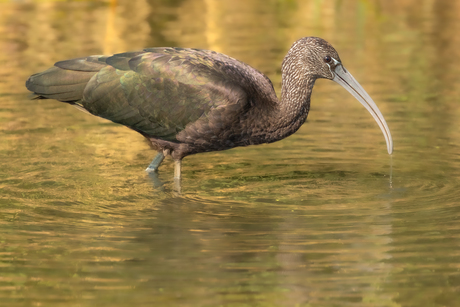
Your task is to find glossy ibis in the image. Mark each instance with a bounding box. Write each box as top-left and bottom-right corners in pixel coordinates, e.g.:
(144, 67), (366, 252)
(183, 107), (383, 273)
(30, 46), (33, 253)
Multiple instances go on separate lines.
(26, 37), (393, 179)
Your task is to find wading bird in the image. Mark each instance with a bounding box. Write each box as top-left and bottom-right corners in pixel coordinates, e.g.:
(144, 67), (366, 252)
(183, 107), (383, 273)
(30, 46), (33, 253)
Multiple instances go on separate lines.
(26, 37), (393, 179)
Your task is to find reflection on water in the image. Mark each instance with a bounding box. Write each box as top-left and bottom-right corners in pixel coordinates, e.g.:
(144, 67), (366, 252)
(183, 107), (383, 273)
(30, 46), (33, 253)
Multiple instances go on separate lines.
(1, 0), (460, 306)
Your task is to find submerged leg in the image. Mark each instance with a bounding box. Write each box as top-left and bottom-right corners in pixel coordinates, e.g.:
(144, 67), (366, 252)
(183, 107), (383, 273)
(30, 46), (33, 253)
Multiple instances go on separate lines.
(173, 160), (181, 194)
(145, 152), (165, 173)
(147, 171), (165, 190)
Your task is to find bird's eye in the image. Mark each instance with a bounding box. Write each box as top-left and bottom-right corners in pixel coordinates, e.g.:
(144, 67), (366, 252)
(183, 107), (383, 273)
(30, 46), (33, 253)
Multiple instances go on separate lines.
(323, 56), (332, 63)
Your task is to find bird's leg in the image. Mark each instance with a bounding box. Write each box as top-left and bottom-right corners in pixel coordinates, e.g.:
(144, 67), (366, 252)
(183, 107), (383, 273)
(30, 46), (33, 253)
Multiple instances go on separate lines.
(145, 152), (165, 173)
(173, 159), (181, 194)
(147, 171), (165, 190)
(174, 160), (181, 179)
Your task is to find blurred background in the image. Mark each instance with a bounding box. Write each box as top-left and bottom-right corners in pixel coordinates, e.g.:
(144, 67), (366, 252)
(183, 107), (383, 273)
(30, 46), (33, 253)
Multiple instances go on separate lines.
(1, 0), (460, 306)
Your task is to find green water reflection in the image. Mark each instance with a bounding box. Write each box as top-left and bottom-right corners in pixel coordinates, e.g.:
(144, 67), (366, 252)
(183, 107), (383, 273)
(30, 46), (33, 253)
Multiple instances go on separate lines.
(1, 0), (460, 306)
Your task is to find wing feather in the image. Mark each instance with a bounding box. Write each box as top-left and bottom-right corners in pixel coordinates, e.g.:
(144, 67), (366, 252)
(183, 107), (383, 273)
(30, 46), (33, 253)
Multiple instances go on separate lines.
(26, 48), (256, 142)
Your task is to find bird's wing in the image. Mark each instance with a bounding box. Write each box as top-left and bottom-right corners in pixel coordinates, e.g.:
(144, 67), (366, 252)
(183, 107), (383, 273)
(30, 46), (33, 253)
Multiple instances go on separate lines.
(26, 48), (251, 141)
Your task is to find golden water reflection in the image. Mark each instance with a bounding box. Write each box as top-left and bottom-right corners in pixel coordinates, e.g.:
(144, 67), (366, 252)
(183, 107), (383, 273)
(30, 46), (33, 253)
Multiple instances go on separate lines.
(1, 0), (460, 306)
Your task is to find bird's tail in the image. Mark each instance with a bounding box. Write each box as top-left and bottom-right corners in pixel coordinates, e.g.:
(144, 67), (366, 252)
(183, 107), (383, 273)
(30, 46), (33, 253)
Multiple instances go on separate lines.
(25, 56), (108, 103)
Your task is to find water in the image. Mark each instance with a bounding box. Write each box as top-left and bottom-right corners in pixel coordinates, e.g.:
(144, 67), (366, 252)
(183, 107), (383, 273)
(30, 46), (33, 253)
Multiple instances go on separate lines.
(1, 0), (460, 306)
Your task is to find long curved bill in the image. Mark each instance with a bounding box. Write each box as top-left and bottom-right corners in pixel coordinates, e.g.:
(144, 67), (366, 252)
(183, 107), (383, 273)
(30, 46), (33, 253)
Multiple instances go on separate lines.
(332, 64), (393, 154)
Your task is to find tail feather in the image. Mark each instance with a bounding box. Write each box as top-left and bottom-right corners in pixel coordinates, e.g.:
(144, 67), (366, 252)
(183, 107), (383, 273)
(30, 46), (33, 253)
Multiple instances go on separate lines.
(26, 66), (98, 102)
(25, 56), (109, 103)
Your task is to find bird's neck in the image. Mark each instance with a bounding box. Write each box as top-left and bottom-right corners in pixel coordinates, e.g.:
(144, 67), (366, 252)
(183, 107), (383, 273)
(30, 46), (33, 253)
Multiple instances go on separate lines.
(267, 73), (316, 141)
(245, 74), (315, 145)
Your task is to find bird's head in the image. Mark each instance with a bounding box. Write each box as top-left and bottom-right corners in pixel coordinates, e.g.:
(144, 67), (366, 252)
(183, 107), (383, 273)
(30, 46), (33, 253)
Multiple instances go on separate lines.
(282, 37), (393, 155)
(282, 37), (342, 80)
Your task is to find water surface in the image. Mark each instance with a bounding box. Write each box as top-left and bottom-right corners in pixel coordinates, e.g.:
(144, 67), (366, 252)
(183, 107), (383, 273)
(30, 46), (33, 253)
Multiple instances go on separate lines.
(1, 0), (460, 306)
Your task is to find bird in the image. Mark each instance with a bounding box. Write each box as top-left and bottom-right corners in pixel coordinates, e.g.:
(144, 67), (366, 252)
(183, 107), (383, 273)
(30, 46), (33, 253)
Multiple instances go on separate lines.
(26, 37), (393, 180)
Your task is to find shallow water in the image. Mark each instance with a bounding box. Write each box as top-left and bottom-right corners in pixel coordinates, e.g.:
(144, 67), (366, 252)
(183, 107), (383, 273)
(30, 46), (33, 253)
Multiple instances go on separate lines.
(1, 0), (460, 306)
